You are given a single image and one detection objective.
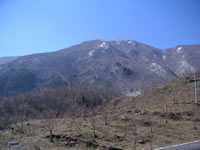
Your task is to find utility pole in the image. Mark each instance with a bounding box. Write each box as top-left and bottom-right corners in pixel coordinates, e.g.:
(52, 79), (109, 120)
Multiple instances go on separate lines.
(194, 74), (198, 104)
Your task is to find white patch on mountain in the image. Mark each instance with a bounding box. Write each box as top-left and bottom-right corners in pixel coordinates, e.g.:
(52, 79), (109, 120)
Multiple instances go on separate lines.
(98, 41), (109, 49)
(126, 90), (141, 97)
(150, 62), (167, 77)
(142, 56), (149, 62)
(112, 66), (120, 72)
(128, 41), (133, 44)
(175, 59), (195, 75)
(88, 50), (95, 56)
(162, 55), (167, 60)
(128, 40), (136, 46)
(177, 47), (183, 53)
(127, 49), (131, 54)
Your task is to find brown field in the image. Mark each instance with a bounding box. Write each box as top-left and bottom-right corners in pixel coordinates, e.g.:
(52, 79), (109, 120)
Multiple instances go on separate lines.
(0, 75), (200, 150)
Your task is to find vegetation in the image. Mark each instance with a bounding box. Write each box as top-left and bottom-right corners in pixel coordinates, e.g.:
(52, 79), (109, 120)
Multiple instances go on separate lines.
(0, 74), (200, 149)
(0, 84), (120, 129)
(0, 69), (36, 96)
(122, 67), (136, 77)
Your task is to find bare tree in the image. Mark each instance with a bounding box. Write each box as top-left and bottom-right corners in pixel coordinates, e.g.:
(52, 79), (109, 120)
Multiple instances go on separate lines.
(66, 65), (77, 108)
(165, 104), (168, 124)
(20, 95), (27, 134)
(89, 110), (97, 138)
(43, 109), (57, 142)
(47, 119), (57, 142)
(83, 110), (88, 126)
(104, 110), (109, 125)
(131, 117), (138, 150)
(98, 104), (110, 126)
(73, 108), (87, 136)
(74, 120), (83, 136)
(147, 112), (154, 150)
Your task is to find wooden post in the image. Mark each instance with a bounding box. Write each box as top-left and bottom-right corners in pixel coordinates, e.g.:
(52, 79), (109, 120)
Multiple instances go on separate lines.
(194, 74), (198, 104)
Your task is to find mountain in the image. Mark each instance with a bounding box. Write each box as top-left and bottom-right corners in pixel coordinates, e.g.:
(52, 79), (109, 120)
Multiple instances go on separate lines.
(164, 45), (200, 76)
(0, 56), (18, 65)
(0, 40), (199, 96)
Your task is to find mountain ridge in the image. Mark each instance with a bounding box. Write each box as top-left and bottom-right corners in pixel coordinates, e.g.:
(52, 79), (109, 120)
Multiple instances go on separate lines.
(0, 40), (199, 96)
(0, 56), (18, 65)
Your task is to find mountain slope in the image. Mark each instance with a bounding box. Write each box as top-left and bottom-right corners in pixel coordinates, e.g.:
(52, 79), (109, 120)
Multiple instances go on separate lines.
(0, 74), (200, 150)
(0, 56), (18, 65)
(164, 45), (200, 76)
(0, 40), (199, 96)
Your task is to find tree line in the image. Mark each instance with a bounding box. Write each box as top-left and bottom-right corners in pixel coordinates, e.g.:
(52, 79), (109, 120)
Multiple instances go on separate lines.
(0, 84), (121, 130)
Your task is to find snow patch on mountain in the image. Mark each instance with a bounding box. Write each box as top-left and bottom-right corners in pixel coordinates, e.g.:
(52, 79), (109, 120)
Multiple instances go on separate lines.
(177, 47), (183, 53)
(127, 49), (135, 54)
(98, 42), (109, 49)
(128, 40), (136, 46)
(162, 55), (167, 60)
(88, 50), (95, 56)
(112, 66), (121, 72)
(175, 60), (195, 75)
(142, 56), (149, 62)
(150, 62), (167, 77)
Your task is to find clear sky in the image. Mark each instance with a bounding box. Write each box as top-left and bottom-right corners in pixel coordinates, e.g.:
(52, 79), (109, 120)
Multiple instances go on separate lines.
(0, 0), (200, 57)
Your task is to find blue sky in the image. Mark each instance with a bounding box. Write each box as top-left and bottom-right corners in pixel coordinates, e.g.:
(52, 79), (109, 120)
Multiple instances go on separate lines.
(0, 0), (200, 57)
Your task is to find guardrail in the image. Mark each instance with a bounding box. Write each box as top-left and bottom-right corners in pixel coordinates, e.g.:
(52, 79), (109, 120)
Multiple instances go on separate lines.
(155, 141), (200, 150)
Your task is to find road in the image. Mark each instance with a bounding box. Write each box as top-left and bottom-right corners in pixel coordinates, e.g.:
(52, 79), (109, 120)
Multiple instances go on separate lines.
(155, 141), (200, 150)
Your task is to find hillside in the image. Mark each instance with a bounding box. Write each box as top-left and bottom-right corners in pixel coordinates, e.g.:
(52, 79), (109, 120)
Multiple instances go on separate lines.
(0, 74), (200, 150)
(0, 40), (200, 96)
(0, 56), (18, 65)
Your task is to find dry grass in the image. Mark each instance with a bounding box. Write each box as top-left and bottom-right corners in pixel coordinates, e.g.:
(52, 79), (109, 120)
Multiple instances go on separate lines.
(1, 75), (200, 150)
